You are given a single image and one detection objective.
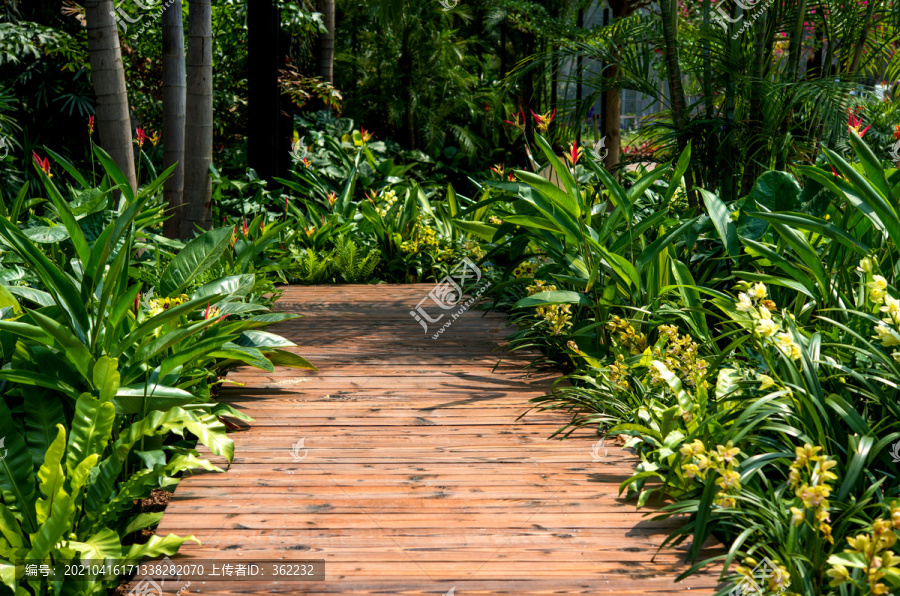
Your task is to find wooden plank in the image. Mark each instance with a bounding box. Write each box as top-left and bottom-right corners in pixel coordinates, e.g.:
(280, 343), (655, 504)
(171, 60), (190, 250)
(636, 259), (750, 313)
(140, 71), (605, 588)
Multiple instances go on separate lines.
(135, 285), (723, 596)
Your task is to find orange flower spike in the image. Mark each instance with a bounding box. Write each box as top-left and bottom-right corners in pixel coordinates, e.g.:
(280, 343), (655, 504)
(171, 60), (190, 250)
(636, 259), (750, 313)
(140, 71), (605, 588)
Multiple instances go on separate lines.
(848, 111), (870, 137)
(503, 108), (526, 131)
(136, 127), (146, 146)
(88, 116), (95, 135)
(241, 218), (249, 238)
(565, 142), (582, 166)
(31, 151), (51, 177)
(490, 163), (505, 175)
(530, 108), (556, 133)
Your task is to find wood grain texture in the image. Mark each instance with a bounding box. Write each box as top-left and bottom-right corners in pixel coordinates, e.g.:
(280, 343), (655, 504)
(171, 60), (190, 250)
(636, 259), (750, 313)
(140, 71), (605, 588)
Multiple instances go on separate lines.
(142, 284), (724, 595)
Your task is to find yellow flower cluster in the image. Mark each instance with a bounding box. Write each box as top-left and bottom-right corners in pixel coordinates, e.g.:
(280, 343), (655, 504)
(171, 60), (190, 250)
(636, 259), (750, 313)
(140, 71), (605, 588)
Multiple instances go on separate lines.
(488, 215), (503, 225)
(788, 444), (836, 544)
(649, 325), (710, 389)
(863, 264), (900, 360)
(400, 220), (441, 254)
(526, 280), (572, 336)
(826, 502), (900, 593)
(376, 189), (398, 217)
(608, 353), (629, 390)
(734, 557), (791, 595)
(679, 439), (741, 508)
(466, 242), (487, 261)
(735, 281), (801, 360)
(147, 294), (190, 317)
(513, 260), (540, 279)
(606, 315), (647, 355)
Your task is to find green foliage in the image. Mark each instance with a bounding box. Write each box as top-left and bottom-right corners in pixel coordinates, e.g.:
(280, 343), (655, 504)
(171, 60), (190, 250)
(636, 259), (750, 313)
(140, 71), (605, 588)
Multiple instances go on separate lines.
(0, 147), (313, 595)
(333, 236), (380, 284)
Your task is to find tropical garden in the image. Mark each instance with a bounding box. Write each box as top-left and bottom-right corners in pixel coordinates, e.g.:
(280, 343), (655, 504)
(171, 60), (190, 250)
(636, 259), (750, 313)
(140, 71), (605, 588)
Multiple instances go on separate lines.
(1, 0), (900, 593)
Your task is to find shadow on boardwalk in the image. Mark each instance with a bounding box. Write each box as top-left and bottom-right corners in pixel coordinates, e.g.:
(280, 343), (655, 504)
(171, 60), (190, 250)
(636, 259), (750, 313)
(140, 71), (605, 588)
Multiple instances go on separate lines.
(140, 284), (724, 595)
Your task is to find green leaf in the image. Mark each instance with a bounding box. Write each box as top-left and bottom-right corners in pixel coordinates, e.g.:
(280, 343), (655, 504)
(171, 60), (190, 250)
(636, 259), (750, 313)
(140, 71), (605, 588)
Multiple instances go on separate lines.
(21, 226), (69, 244)
(35, 426), (66, 526)
(92, 356), (120, 402)
(113, 384), (199, 415)
(235, 330), (295, 349)
(124, 533), (198, 561)
(514, 291), (591, 309)
(266, 349), (318, 370)
(67, 527), (122, 559)
(700, 189), (739, 258)
(66, 393), (116, 476)
(159, 227), (233, 297)
(737, 171), (803, 240)
(0, 402), (38, 532)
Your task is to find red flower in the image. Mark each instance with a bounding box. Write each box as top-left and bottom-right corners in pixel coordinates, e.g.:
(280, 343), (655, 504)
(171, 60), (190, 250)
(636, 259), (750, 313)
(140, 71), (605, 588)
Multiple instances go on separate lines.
(135, 127), (146, 146)
(893, 124), (900, 141)
(848, 111), (870, 137)
(503, 108), (526, 131)
(530, 109), (556, 133)
(326, 191), (338, 206)
(32, 151), (51, 177)
(507, 172), (516, 182)
(360, 128), (373, 143)
(565, 142), (582, 166)
(241, 218), (249, 238)
(88, 116), (95, 135)
(490, 163), (505, 175)
(285, 196), (290, 212)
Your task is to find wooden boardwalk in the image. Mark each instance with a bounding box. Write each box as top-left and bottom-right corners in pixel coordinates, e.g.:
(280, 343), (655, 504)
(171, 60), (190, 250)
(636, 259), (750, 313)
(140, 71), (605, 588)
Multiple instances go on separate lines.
(149, 285), (722, 595)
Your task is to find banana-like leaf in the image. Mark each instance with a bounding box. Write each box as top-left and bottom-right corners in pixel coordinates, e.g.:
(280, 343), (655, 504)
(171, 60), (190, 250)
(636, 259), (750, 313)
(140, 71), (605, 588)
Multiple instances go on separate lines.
(236, 330), (295, 349)
(514, 291), (592, 309)
(159, 227), (233, 297)
(700, 189), (739, 259)
(113, 384), (199, 415)
(266, 349), (317, 370)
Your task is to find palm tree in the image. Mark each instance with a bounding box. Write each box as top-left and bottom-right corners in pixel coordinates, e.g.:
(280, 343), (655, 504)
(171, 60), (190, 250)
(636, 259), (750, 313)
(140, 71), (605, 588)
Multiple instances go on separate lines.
(316, 0), (335, 83)
(84, 0), (136, 193)
(182, 0), (213, 237)
(162, 0), (186, 239)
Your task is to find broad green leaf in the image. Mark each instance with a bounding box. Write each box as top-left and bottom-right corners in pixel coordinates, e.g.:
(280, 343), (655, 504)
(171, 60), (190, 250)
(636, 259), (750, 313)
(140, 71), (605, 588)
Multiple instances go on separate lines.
(66, 393), (116, 476)
(159, 227), (234, 296)
(700, 189), (739, 258)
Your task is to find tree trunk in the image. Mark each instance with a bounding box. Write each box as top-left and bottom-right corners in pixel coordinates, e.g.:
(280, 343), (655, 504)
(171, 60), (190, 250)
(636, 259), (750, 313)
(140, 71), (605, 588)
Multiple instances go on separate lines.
(316, 0), (335, 83)
(85, 0), (137, 194)
(741, 10), (767, 196)
(182, 0), (213, 237)
(658, 0), (687, 133)
(162, 0), (185, 239)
